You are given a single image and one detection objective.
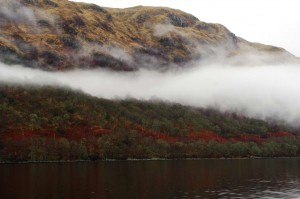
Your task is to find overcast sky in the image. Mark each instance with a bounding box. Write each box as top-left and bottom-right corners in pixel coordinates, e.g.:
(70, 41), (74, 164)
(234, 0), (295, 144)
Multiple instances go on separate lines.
(71, 0), (300, 57)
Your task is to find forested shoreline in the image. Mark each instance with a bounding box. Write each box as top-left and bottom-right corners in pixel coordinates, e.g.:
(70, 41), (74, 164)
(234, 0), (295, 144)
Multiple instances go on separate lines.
(1, 85), (299, 162)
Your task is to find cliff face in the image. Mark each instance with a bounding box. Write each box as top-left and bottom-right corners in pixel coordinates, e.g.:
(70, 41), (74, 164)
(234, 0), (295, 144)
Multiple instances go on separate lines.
(0, 0), (296, 71)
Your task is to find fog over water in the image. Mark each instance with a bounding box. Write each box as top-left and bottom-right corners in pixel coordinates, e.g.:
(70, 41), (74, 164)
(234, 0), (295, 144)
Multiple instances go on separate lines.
(1, 62), (300, 125)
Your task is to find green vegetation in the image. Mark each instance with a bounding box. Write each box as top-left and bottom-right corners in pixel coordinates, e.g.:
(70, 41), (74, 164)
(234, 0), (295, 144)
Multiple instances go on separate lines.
(0, 84), (299, 162)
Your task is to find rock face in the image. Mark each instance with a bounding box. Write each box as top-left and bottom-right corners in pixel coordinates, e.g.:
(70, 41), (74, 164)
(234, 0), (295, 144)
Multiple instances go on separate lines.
(0, 0), (297, 71)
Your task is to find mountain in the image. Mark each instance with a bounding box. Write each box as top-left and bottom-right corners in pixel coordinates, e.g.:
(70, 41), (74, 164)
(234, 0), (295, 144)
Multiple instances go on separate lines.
(0, 0), (297, 71)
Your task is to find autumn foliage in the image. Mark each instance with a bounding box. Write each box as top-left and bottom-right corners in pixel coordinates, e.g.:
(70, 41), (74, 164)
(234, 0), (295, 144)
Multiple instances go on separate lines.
(0, 85), (299, 162)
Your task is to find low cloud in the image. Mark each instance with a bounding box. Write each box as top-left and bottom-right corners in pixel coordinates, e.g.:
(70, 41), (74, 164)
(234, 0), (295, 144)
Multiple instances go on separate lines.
(0, 0), (58, 27)
(78, 44), (134, 64)
(0, 0), (36, 25)
(153, 23), (191, 38)
(1, 62), (300, 126)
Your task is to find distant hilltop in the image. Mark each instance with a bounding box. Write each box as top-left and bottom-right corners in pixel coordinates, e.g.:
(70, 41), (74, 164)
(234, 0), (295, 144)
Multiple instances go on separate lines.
(0, 0), (297, 71)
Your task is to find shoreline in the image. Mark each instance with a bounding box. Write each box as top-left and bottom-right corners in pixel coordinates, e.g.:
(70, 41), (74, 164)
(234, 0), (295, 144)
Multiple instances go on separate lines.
(1, 156), (299, 164)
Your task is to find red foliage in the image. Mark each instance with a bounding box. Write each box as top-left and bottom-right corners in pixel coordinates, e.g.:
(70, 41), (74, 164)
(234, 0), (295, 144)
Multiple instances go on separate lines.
(188, 131), (227, 143)
(135, 125), (178, 142)
(268, 132), (294, 138)
(65, 126), (111, 141)
(0, 125), (296, 146)
(1, 131), (35, 141)
(230, 134), (265, 144)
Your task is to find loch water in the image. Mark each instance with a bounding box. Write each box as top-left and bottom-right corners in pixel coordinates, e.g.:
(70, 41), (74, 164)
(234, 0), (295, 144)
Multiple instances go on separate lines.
(1, 158), (300, 199)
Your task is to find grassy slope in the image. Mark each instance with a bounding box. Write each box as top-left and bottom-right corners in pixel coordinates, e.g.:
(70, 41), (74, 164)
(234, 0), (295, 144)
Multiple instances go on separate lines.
(0, 84), (299, 161)
(0, 0), (294, 71)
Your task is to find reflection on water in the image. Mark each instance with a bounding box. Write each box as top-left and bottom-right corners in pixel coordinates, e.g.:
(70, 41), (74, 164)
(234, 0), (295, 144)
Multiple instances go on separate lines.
(0, 158), (300, 199)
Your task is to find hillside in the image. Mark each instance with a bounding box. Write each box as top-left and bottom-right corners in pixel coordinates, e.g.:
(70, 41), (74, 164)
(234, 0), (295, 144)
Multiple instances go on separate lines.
(0, 84), (299, 161)
(0, 0), (297, 71)
(1, 0), (300, 162)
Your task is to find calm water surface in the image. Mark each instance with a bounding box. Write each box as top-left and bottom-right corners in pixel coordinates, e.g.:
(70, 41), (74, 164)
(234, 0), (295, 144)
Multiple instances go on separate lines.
(1, 158), (300, 199)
